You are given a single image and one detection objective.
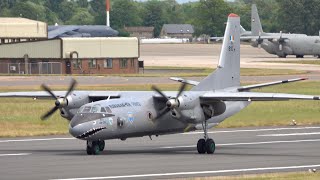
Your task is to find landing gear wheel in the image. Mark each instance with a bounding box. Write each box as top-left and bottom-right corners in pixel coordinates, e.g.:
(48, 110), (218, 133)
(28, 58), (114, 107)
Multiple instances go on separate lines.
(197, 139), (206, 154)
(205, 139), (215, 154)
(86, 145), (92, 155)
(86, 141), (101, 155)
(296, 55), (304, 58)
(98, 140), (105, 151)
(92, 142), (100, 155)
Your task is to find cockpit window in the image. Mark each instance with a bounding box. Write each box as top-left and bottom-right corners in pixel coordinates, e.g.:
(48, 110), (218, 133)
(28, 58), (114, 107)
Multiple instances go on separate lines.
(77, 106), (85, 113)
(91, 104), (101, 113)
(82, 106), (92, 113)
(105, 107), (112, 113)
(100, 107), (106, 113)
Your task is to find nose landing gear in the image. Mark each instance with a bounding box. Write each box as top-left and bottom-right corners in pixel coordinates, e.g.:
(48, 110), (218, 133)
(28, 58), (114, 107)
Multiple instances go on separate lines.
(86, 140), (105, 155)
(196, 121), (216, 154)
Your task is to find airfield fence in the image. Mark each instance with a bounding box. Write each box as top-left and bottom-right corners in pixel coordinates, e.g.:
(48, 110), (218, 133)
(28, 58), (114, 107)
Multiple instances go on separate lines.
(0, 62), (63, 75)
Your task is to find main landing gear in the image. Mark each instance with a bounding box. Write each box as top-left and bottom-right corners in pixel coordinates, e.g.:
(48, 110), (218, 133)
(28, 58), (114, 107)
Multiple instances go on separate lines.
(197, 121), (216, 154)
(86, 140), (105, 155)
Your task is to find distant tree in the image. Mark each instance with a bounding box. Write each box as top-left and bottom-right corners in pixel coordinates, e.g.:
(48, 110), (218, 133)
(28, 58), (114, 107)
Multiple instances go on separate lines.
(276, 0), (320, 35)
(142, 0), (168, 37)
(77, 0), (89, 8)
(58, 1), (79, 22)
(67, 8), (94, 25)
(194, 0), (231, 36)
(12, 1), (46, 21)
(110, 0), (142, 30)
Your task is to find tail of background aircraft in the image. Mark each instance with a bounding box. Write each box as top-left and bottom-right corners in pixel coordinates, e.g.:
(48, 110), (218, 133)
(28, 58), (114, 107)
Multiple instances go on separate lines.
(251, 4), (263, 36)
(240, 25), (247, 34)
(192, 14), (240, 91)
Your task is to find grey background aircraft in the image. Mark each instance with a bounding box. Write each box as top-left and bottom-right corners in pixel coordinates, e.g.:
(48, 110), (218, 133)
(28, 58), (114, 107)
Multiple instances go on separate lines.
(0, 14), (319, 155)
(245, 4), (320, 58)
(48, 25), (119, 38)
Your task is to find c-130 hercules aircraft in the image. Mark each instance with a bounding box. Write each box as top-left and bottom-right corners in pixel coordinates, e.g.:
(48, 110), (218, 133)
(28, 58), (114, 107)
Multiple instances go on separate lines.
(1, 14), (319, 155)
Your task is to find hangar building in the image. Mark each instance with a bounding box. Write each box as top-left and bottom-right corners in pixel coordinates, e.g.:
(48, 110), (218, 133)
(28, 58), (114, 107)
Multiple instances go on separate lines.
(0, 37), (139, 74)
(0, 17), (140, 75)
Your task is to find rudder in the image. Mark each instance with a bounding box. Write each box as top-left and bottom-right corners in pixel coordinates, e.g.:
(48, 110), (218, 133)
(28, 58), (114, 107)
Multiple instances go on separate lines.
(192, 13), (240, 91)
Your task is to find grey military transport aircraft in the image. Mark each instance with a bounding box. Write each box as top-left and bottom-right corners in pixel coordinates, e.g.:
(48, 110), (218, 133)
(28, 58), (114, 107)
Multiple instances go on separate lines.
(1, 14), (319, 155)
(243, 4), (320, 58)
(48, 25), (119, 39)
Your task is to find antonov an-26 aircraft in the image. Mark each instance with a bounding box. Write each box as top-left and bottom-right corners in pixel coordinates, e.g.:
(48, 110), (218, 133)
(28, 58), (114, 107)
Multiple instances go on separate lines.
(1, 14), (319, 155)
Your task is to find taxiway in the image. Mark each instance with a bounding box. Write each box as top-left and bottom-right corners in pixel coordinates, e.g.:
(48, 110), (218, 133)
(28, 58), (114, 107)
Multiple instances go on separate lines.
(0, 126), (320, 180)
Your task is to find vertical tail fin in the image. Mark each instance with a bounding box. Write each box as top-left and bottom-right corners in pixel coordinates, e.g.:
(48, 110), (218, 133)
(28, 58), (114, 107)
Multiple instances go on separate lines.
(251, 4), (263, 36)
(192, 14), (240, 91)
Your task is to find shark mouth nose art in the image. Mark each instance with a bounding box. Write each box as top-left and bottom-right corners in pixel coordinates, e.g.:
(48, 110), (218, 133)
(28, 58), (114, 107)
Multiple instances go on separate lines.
(76, 127), (106, 139)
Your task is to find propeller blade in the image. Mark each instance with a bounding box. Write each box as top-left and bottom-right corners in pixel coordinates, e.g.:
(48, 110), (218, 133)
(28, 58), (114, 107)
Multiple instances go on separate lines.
(41, 84), (57, 99)
(258, 44), (261, 49)
(176, 82), (187, 98)
(65, 79), (77, 98)
(155, 107), (170, 119)
(151, 85), (169, 101)
(41, 106), (59, 120)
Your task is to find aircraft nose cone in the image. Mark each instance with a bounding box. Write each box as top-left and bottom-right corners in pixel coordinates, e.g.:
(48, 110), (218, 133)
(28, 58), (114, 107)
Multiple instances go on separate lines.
(69, 124), (83, 138)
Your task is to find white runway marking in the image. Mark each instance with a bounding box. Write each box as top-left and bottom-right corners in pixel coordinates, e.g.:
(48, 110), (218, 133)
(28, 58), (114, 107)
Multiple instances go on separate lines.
(0, 126), (319, 144)
(51, 164), (320, 180)
(159, 139), (320, 149)
(0, 137), (74, 143)
(183, 126), (320, 135)
(258, 132), (320, 137)
(0, 153), (31, 157)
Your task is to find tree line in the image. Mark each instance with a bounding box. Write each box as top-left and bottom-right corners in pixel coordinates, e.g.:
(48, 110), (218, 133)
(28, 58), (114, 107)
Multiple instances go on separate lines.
(1, 0), (320, 37)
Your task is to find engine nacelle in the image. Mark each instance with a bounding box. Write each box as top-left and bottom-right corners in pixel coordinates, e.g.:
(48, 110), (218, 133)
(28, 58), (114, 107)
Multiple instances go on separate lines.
(60, 92), (91, 120)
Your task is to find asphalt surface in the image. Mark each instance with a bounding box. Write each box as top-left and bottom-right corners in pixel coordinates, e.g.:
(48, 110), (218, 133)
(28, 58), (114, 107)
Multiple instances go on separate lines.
(1, 126), (320, 180)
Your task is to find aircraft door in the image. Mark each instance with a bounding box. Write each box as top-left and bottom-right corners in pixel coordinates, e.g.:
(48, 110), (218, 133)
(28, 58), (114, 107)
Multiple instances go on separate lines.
(66, 60), (71, 74)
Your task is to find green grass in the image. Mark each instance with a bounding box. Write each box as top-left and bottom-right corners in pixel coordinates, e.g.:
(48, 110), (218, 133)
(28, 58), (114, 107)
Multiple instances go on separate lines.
(181, 172), (320, 180)
(0, 81), (319, 137)
(219, 81), (320, 128)
(0, 68), (308, 77)
(264, 60), (320, 65)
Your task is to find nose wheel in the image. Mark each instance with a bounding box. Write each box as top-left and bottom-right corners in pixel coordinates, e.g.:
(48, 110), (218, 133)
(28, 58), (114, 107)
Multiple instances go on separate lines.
(197, 121), (216, 154)
(86, 140), (105, 155)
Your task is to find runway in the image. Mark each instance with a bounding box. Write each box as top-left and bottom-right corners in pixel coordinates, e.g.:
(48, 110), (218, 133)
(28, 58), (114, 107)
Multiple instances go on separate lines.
(1, 126), (320, 180)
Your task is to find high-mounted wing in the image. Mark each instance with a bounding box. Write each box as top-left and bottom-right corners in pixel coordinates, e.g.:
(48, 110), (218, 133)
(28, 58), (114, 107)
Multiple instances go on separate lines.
(201, 92), (320, 102)
(240, 36), (289, 42)
(0, 91), (121, 100)
(238, 78), (308, 92)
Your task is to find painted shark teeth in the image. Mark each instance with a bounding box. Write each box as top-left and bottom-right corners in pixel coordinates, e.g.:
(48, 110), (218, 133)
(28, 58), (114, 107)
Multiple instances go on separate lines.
(76, 127), (106, 139)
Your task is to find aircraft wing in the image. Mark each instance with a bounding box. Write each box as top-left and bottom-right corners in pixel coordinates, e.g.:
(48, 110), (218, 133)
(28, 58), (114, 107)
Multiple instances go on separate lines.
(201, 92), (319, 102)
(48, 26), (80, 39)
(238, 78), (308, 91)
(240, 36), (289, 41)
(0, 91), (66, 99)
(0, 91), (120, 100)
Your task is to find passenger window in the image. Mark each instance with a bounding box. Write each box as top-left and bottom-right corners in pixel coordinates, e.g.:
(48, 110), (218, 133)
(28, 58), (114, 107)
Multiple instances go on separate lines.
(91, 105), (101, 113)
(105, 107), (112, 113)
(82, 106), (92, 113)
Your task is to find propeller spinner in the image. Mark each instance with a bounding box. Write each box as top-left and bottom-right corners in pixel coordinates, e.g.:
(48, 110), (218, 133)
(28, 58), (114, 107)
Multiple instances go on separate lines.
(41, 79), (77, 120)
(152, 82), (187, 119)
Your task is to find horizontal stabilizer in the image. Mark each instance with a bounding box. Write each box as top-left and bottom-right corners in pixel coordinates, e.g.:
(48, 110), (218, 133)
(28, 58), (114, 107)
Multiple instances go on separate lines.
(238, 78), (308, 91)
(170, 77), (199, 86)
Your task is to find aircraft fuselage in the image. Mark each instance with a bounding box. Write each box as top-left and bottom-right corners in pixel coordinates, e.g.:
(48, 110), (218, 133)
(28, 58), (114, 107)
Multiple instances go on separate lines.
(68, 91), (249, 141)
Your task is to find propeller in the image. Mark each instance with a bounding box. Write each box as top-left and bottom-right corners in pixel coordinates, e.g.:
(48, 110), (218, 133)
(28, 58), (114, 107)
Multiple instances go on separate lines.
(279, 31), (284, 51)
(257, 31), (263, 48)
(41, 79), (77, 120)
(152, 82), (187, 120)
